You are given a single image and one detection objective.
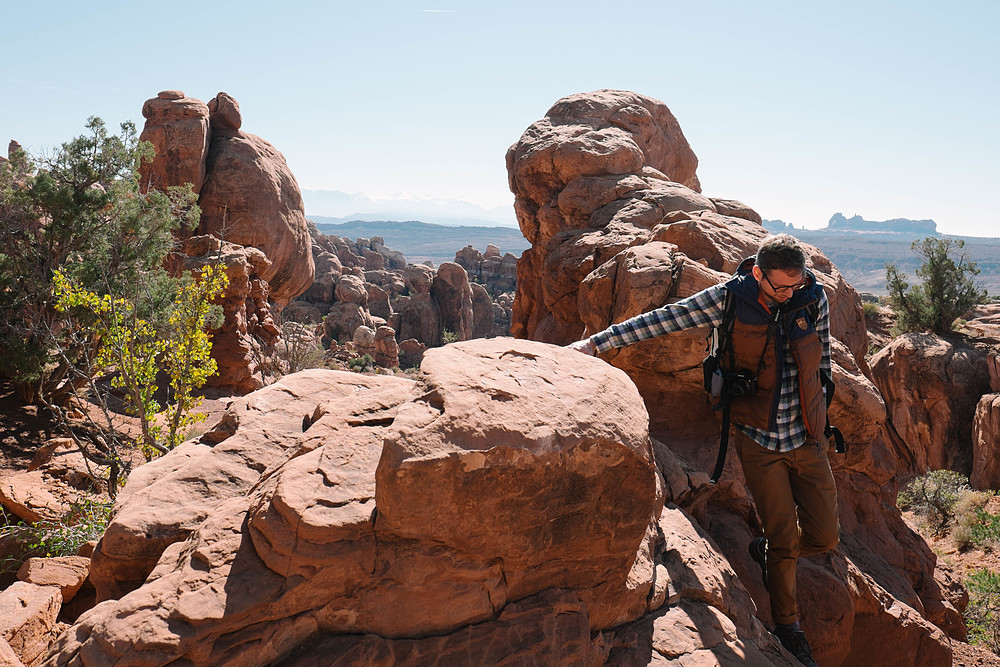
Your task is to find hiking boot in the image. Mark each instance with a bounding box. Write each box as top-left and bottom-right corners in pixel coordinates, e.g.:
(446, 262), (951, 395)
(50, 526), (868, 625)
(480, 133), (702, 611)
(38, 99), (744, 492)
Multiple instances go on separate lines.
(773, 627), (818, 667)
(748, 536), (768, 588)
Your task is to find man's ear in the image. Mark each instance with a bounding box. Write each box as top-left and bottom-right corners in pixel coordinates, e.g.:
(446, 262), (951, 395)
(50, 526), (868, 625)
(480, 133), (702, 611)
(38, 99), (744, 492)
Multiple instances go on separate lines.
(751, 265), (763, 281)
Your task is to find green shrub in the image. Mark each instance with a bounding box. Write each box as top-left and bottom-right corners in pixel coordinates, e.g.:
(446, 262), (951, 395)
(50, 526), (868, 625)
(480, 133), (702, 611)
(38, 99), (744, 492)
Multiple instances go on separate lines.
(885, 237), (988, 335)
(862, 301), (881, 325)
(441, 329), (459, 345)
(348, 354), (374, 372)
(1, 496), (113, 576)
(898, 470), (971, 533)
(966, 569), (1000, 652)
(277, 322), (325, 375)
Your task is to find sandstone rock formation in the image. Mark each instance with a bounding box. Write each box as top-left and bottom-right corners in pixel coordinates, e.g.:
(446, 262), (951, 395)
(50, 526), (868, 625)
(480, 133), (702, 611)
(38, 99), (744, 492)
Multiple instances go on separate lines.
(455, 243), (518, 295)
(136, 90), (315, 392)
(972, 393), (1000, 490)
(871, 333), (990, 476)
(17, 557), (90, 604)
(183, 235), (278, 393)
(398, 263), (441, 346)
(373, 325), (399, 368)
(322, 274), (374, 347)
(43, 339), (809, 666)
(430, 261), (474, 341)
(289, 226), (513, 369)
(506, 90), (864, 367)
(197, 96), (314, 306)
(138, 90), (211, 195)
(506, 90), (954, 665)
(87, 369), (417, 603)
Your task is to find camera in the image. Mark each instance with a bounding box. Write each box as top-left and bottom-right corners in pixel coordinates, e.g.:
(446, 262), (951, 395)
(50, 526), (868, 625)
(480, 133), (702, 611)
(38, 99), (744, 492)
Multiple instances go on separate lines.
(728, 369), (758, 398)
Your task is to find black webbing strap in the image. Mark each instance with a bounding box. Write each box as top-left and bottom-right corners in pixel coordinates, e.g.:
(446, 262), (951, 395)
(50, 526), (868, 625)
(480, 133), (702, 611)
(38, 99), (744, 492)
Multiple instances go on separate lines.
(820, 370), (846, 454)
(710, 296), (739, 484)
(711, 402), (730, 484)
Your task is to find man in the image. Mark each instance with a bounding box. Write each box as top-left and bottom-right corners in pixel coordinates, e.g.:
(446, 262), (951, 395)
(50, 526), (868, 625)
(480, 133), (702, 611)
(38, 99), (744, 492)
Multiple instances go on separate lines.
(569, 234), (838, 667)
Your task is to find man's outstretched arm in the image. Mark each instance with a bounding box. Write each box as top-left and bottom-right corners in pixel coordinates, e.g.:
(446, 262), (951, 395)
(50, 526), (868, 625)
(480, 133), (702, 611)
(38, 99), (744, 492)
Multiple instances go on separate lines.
(569, 283), (727, 356)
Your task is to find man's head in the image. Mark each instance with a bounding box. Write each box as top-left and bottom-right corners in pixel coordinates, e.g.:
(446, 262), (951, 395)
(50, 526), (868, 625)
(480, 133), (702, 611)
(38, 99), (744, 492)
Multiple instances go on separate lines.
(752, 234), (808, 303)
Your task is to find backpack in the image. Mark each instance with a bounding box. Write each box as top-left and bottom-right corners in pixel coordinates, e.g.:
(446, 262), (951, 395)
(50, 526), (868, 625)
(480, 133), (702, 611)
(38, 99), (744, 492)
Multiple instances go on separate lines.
(702, 278), (846, 484)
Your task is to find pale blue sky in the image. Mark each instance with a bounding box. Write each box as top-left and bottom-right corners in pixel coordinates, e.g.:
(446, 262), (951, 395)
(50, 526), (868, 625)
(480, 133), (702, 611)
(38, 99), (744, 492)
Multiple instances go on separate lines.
(2, 0), (996, 235)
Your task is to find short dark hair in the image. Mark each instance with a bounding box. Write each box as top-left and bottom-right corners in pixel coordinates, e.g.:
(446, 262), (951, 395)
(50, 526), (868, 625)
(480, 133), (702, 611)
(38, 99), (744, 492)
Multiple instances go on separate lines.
(756, 234), (806, 273)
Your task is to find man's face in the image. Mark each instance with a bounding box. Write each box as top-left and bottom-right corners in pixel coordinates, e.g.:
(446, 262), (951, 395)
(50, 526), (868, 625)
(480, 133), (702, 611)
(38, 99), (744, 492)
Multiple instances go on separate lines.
(754, 266), (806, 303)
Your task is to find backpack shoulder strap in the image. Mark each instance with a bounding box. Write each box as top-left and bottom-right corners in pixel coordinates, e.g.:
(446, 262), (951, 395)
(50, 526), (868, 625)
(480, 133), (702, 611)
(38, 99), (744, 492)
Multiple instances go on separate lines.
(710, 287), (739, 484)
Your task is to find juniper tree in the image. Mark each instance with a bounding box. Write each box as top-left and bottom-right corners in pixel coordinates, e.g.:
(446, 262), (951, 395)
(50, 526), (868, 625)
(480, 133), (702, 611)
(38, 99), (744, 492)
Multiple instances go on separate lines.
(0, 117), (199, 404)
(885, 237), (988, 335)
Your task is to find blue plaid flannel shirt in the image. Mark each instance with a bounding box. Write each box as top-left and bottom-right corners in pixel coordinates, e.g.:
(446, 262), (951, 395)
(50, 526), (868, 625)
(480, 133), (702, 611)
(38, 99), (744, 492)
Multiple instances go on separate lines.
(590, 282), (832, 452)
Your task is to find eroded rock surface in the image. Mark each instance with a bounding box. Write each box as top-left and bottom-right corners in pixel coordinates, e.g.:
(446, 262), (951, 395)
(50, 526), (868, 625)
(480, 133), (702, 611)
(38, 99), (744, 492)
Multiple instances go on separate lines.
(972, 393), (1000, 490)
(506, 89), (952, 665)
(871, 333), (990, 476)
(88, 369), (418, 602)
(43, 339), (794, 667)
(138, 90), (211, 194)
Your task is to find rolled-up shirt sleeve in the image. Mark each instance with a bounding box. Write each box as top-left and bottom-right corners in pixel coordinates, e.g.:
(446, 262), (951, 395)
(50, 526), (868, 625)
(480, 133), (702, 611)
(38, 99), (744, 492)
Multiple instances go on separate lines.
(590, 283), (727, 353)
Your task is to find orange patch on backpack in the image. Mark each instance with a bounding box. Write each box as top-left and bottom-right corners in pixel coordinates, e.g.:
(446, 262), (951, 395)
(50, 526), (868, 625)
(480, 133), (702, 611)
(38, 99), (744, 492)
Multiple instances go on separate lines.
(796, 317), (808, 330)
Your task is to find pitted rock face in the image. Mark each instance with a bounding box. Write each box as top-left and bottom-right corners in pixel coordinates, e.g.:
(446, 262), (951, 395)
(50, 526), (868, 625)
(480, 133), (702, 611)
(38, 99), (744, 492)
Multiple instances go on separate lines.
(871, 332), (990, 475)
(138, 91), (211, 194)
(506, 90), (953, 666)
(44, 340), (677, 666)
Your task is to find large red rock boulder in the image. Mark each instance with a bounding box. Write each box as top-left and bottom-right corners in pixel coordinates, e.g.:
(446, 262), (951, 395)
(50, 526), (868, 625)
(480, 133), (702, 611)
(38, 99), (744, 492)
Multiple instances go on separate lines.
(88, 370), (417, 602)
(197, 97), (315, 306)
(871, 333), (990, 477)
(507, 90), (951, 665)
(43, 339), (798, 666)
(138, 90), (211, 194)
(0, 582), (62, 666)
(430, 262), (474, 341)
(17, 556), (91, 604)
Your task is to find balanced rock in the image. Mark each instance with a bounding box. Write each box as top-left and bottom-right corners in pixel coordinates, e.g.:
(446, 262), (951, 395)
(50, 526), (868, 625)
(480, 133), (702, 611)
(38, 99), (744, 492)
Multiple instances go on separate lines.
(138, 90), (211, 194)
(207, 91), (242, 133)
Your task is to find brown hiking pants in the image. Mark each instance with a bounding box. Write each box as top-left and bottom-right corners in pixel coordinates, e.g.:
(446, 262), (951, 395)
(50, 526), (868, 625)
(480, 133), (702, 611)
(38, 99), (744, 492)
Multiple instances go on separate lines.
(735, 429), (840, 625)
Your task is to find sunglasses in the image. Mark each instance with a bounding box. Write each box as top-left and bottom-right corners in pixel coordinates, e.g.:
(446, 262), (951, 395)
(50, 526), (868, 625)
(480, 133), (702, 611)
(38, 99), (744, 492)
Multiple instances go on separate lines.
(762, 272), (807, 294)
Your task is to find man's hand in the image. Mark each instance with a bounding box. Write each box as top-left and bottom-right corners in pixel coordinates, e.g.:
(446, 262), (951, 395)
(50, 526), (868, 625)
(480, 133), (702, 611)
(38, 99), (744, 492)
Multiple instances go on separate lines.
(566, 339), (597, 356)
